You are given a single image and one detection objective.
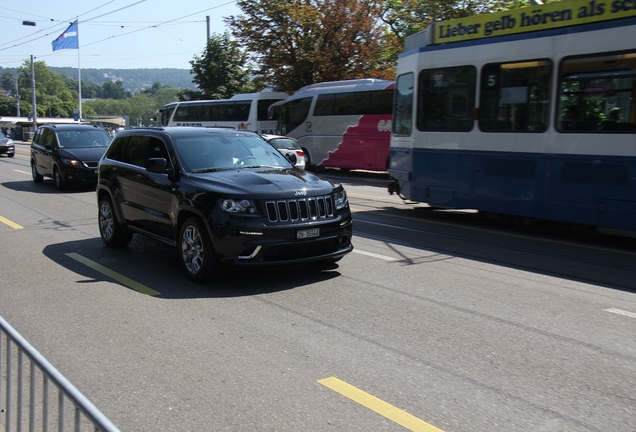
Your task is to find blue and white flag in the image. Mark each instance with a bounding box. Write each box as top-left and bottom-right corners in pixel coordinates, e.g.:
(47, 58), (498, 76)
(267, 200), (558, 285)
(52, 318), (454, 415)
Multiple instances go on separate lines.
(52, 20), (79, 51)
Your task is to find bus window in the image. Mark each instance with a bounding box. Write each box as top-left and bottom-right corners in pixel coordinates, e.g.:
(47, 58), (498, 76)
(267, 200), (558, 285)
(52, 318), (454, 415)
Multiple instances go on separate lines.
(479, 60), (551, 132)
(394, 73), (414, 136)
(257, 100), (277, 121)
(232, 102), (251, 121)
(278, 97), (312, 135)
(369, 89), (394, 114)
(314, 94), (335, 116)
(335, 92), (365, 115)
(159, 104), (177, 126)
(417, 66), (476, 131)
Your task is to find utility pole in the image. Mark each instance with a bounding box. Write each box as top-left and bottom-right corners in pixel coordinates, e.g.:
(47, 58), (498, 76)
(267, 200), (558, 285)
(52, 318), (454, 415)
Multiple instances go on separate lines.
(206, 16), (210, 40)
(30, 55), (37, 128)
(15, 80), (20, 116)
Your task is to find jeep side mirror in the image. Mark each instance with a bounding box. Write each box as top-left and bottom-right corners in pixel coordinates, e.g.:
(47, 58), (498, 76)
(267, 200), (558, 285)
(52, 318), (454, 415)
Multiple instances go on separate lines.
(146, 157), (173, 175)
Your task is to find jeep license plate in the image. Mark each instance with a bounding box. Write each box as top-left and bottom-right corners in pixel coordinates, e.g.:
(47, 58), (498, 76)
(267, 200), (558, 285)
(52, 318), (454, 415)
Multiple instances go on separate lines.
(297, 228), (320, 239)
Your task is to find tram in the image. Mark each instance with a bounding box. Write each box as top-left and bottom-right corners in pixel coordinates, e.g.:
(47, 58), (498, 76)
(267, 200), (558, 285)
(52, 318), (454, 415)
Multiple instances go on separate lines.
(388, 0), (636, 235)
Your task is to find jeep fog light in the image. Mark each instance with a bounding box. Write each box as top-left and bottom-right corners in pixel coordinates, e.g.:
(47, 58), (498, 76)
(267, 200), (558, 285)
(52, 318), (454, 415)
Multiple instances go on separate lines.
(219, 199), (257, 214)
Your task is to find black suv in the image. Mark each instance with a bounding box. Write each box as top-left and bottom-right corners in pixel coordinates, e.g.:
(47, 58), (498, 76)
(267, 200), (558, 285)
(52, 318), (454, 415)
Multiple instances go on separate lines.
(31, 124), (112, 190)
(96, 127), (353, 282)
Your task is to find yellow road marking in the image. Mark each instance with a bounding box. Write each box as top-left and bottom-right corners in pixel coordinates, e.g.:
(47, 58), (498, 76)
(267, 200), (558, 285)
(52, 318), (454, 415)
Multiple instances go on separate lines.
(66, 253), (160, 296)
(318, 377), (444, 432)
(0, 215), (23, 229)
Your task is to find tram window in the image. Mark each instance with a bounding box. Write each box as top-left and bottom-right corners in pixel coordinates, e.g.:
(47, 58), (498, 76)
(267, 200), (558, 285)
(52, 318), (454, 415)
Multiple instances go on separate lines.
(557, 50), (636, 133)
(479, 60), (551, 132)
(394, 73), (414, 136)
(417, 66), (476, 131)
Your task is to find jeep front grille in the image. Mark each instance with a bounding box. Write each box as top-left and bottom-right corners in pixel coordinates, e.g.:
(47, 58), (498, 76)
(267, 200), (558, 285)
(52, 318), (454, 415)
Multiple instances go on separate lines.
(265, 196), (334, 222)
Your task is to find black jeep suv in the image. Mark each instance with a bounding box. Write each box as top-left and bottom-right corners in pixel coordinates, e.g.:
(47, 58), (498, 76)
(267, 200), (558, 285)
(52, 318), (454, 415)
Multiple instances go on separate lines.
(96, 127), (353, 282)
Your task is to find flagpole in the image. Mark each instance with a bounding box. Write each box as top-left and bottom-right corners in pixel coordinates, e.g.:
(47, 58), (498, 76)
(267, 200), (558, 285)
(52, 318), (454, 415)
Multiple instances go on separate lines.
(77, 18), (82, 121)
(51, 19), (80, 120)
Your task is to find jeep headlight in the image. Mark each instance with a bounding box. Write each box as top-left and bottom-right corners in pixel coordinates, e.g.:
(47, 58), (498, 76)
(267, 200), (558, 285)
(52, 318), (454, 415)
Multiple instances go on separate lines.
(334, 190), (348, 210)
(219, 199), (257, 214)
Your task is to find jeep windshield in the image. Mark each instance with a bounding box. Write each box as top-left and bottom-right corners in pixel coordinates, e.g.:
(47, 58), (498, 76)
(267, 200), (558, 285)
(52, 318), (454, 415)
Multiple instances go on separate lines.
(174, 134), (292, 172)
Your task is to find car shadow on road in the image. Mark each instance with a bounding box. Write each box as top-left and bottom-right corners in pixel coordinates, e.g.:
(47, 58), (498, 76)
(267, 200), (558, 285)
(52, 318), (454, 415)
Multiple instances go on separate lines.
(42, 237), (343, 299)
(2, 180), (96, 194)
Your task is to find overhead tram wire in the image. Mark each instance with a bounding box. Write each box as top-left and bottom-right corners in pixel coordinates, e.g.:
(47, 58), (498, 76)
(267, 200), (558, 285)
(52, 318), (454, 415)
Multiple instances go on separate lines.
(0, 0), (139, 52)
(78, 0), (237, 49)
(1, 0), (236, 66)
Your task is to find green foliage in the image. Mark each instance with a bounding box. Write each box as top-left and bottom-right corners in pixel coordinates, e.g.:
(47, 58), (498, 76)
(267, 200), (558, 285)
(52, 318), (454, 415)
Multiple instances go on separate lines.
(0, 95), (19, 116)
(48, 67), (197, 93)
(187, 32), (254, 100)
(1, 72), (16, 92)
(380, 0), (519, 42)
(227, 0), (400, 92)
(101, 81), (131, 100)
(16, 60), (78, 117)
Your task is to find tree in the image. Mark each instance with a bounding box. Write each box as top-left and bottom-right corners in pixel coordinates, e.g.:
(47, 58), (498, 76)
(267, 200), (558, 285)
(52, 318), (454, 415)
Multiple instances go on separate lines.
(1, 71), (16, 93)
(380, 0), (523, 43)
(101, 80), (130, 99)
(187, 32), (253, 100)
(81, 81), (103, 99)
(0, 95), (18, 116)
(0, 72), (19, 116)
(17, 60), (77, 117)
(227, 0), (400, 92)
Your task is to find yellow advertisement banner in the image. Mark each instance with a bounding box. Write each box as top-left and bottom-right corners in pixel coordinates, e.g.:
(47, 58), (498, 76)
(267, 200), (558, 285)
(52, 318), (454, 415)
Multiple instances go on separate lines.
(433, 0), (636, 44)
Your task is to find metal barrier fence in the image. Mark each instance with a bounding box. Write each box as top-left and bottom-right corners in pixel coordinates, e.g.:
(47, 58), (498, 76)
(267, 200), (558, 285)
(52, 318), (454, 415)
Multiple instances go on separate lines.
(0, 315), (120, 432)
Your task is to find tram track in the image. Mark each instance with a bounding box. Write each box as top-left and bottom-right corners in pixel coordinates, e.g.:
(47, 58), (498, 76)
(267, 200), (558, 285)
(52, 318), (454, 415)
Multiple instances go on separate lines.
(351, 210), (636, 293)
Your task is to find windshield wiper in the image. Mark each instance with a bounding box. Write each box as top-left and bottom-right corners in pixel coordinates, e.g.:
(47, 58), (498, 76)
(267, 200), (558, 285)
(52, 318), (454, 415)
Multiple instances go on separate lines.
(191, 167), (231, 173)
(240, 165), (284, 169)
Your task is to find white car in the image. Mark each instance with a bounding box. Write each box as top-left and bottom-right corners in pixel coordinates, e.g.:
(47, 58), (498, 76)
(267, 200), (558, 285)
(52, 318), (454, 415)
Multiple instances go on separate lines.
(261, 134), (305, 169)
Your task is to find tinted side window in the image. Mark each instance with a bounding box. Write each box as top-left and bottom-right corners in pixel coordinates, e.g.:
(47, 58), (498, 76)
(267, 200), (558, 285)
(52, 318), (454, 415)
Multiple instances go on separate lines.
(147, 137), (169, 160)
(37, 128), (56, 147)
(123, 135), (149, 167)
(105, 136), (128, 162)
(33, 128), (44, 144)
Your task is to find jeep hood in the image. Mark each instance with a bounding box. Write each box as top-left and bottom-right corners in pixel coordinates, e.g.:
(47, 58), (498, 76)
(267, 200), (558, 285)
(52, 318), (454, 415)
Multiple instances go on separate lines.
(189, 167), (338, 198)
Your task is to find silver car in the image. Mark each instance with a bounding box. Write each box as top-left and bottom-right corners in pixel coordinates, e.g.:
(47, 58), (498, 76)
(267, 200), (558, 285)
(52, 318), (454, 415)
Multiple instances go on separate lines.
(261, 134), (305, 169)
(0, 130), (15, 158)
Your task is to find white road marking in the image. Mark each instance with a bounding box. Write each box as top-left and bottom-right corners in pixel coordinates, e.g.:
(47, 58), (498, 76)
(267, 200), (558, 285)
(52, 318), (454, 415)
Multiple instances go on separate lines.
(352, 249), (396, 261)
(604, 308), (636, 319)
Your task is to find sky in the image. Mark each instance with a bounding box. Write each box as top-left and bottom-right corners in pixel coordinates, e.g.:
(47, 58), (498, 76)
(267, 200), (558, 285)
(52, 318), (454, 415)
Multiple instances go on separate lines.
(1, 0), (242, 71)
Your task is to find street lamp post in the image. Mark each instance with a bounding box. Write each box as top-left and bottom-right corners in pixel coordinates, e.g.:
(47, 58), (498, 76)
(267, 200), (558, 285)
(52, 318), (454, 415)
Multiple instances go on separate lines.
(22, 21), (37, 137)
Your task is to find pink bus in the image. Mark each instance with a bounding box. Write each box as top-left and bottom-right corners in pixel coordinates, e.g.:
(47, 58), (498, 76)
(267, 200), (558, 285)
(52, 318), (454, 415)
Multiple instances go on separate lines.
(271, 79), (394, 171)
